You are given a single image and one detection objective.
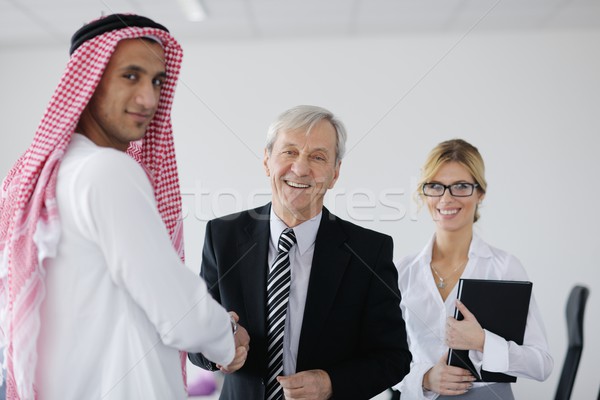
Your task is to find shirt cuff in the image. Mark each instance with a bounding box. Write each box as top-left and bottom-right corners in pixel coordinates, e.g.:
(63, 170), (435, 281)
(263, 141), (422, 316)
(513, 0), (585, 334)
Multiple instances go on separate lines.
(479, 329), (509, 372)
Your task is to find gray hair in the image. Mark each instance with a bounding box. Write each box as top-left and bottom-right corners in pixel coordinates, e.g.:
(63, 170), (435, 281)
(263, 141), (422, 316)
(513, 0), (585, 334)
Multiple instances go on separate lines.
(265, 105), (347, 163)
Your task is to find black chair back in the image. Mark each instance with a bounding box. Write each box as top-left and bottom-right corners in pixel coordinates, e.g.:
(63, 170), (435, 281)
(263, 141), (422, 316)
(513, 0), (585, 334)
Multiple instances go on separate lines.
(554, 285), (589, 400)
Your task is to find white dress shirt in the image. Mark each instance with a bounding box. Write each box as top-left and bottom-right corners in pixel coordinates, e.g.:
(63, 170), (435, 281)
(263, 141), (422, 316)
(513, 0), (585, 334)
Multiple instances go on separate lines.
(268, 209), (321, 375)
(393, 234), (553, 399)
(36, 134), (235, 400)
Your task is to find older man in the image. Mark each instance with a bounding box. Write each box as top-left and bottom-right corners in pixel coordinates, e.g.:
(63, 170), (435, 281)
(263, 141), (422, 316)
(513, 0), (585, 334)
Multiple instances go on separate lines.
(190, 105), (411, 399)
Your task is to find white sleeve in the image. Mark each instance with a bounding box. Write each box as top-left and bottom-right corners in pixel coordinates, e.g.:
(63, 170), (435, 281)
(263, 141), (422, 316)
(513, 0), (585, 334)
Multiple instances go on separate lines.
(72, 150), (235, 366)
(394, 361), (438, 400)
(394, 255), (439, 400)
(489, 294), (553, 381)
(470, 256), (553, 381)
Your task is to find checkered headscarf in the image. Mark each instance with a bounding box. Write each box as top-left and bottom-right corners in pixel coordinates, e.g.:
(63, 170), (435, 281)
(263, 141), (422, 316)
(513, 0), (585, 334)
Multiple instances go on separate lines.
(0, 15), (185, 399)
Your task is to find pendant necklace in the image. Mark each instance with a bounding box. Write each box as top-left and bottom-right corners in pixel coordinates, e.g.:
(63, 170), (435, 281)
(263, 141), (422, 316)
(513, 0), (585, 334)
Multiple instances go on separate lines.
(430, 260), (467, 289)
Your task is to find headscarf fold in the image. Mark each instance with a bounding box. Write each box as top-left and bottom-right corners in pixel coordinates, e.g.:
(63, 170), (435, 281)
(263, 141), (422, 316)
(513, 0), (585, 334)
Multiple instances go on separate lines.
(0, 14), (185, 399)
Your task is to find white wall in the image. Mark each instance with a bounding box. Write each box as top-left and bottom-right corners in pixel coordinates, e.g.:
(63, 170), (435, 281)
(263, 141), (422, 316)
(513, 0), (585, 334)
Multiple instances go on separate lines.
(2, 29), (599, 399)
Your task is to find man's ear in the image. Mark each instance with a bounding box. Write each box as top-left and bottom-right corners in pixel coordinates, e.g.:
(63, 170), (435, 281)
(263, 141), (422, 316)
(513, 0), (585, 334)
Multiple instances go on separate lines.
(263, 148), (270, 176)
(328, 160), (341, 189)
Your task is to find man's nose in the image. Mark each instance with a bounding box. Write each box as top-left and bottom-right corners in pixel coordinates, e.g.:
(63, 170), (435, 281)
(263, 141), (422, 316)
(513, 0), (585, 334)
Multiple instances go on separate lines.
(291, 157), (310, 176)
(135, 81), (159, 109)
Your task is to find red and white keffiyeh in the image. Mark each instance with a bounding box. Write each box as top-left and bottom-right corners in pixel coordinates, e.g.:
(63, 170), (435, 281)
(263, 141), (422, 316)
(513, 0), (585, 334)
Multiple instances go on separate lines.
(0, 17), (185, 399)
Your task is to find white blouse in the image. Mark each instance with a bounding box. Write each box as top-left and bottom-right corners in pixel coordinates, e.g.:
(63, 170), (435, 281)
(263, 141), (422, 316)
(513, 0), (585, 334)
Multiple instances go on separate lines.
(393, 234), (553, 399)
(36, 134), (235, 400)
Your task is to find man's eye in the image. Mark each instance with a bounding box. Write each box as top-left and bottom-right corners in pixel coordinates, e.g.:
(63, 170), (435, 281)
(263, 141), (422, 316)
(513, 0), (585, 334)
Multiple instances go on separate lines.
(152, 78), (164, 87)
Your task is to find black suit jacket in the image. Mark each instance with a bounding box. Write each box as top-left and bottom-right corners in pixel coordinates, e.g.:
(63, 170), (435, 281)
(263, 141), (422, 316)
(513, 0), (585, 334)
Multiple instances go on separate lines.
(189, 204), (411, 399)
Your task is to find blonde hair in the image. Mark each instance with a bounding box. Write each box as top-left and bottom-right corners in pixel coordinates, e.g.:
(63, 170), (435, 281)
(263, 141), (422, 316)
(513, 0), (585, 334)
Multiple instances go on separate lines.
(417, 139), (487, 222)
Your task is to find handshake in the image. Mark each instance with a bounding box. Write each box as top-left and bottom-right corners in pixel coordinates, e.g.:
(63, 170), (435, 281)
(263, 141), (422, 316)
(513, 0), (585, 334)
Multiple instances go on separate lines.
(217, 311), (251, 374)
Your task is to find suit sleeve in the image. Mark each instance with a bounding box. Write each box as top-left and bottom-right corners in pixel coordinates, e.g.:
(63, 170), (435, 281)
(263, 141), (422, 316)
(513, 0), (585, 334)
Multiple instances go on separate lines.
(188, 220), (223, 370)
(325, 235), (412, 399)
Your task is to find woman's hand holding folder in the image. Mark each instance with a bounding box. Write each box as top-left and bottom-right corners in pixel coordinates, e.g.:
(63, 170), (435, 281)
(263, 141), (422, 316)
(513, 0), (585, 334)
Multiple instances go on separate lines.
(446, 300), (485, 352)
(422, 351), (476, 396)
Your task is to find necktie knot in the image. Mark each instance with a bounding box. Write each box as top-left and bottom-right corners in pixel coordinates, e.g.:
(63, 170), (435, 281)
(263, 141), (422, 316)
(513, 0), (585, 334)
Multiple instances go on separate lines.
(278, 228), (296, 253)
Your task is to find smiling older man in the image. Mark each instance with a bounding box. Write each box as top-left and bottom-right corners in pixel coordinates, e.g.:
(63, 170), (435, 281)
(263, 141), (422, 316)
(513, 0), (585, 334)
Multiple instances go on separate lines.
(189, 105), (412, 400)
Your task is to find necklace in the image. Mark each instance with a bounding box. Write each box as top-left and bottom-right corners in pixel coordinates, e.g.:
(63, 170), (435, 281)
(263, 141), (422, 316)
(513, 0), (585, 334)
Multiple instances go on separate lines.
(430, 261), (467, 289)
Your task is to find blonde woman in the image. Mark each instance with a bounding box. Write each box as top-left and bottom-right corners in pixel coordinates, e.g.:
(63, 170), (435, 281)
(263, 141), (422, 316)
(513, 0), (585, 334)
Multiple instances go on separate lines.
(392, 139), (552, 399)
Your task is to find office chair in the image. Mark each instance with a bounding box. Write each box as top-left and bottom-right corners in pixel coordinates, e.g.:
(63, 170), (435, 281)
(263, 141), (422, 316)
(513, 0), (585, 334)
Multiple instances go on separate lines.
(554, 285), (589, 400)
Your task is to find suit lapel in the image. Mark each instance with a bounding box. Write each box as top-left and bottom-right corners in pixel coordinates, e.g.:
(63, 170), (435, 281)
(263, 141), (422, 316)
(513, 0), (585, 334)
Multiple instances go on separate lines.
(238, 204), (271, 337)
(297, 208), (350, 367)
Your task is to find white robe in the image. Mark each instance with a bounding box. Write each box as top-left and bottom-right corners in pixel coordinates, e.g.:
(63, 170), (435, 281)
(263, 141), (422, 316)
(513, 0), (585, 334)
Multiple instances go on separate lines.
(36, 134), (234, 400)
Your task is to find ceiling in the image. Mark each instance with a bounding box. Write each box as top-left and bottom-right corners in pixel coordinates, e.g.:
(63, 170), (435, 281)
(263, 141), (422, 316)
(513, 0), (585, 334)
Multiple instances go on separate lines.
(1, 0), (600, 49)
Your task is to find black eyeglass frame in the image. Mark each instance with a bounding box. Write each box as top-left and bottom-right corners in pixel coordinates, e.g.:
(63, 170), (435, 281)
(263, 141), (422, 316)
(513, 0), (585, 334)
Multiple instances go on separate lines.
(422, 182), (480, 197)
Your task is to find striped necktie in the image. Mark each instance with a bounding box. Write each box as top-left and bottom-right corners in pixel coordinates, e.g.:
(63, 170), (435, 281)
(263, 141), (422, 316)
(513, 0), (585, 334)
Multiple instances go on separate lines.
(265, 228), (296, 400)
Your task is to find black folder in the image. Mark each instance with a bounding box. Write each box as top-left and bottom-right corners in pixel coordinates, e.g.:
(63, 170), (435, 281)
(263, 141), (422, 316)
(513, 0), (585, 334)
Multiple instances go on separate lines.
(447, 279), (532, 382)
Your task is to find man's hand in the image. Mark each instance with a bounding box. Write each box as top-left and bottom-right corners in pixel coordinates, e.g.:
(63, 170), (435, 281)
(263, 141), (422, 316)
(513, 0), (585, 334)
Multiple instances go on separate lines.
(217, 312), (250, 374)
(446, 300), (485, 352)
(422, 353), (475, 396)
(277, 369), (332, 400)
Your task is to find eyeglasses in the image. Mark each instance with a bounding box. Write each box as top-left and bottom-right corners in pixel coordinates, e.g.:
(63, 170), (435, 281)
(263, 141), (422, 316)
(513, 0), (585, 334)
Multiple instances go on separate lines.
(422, 182), (479, 197)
